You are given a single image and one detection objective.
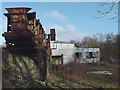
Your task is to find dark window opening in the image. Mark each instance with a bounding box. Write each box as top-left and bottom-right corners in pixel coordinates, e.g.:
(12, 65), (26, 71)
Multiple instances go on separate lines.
(89, 52), (93, 58)
(75, 53), (79, 58)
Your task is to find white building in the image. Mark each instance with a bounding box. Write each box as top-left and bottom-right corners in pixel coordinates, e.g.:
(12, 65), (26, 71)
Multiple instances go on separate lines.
(75, 45), (100, 63)
(51, 41), (75, 64)
(51, 41), (100, 64)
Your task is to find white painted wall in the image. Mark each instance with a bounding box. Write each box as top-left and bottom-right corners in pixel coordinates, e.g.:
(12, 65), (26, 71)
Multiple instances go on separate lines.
(51, 41), (75, 64)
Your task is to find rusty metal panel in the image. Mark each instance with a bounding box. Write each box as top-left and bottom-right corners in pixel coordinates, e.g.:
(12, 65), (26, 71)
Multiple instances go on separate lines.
(12, 23), (26, 31)
(4, 8), (30, 31)
(5, 8), (31, 14)
(2, 7), (51, 53)
(28, 20), (34, 25)
(11, 14), (26, 23)
(28, 25), (34, 31)
(50, 28), (56, 41)
(27, 12), (36, 21)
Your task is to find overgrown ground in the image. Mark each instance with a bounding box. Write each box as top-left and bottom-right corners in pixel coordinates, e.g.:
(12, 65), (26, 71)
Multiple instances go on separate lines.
(47, 63), (119, 89)
(2, 48), (120, 89)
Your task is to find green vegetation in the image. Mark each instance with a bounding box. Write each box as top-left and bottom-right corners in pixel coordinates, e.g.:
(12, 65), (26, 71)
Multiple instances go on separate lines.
(2, 48), (119, 89)
(2, 49), (43, 88)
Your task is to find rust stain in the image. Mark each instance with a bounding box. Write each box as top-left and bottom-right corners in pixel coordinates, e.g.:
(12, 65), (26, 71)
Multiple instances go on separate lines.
(2, 7), (56, 50)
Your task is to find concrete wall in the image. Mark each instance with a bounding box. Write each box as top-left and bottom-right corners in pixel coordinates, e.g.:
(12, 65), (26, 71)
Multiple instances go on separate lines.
(75, 47), (100, 63)
(51, 42), (100, 64)
(51, 42), (75, 64)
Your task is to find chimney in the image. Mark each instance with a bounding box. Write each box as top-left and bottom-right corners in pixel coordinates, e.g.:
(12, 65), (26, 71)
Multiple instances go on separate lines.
(50, 28), (56, 41)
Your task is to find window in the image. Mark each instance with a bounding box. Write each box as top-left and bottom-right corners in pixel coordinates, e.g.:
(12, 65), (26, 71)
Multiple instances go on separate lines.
(89, 52), (93, 58)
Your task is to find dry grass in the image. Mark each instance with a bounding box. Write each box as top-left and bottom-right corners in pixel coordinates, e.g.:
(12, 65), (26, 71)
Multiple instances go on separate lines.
(51, 62), (119, 88)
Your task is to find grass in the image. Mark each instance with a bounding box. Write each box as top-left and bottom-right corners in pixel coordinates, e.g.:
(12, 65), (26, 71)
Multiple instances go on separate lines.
(49, 63), (119, 89)
(79, 77), (119, 88)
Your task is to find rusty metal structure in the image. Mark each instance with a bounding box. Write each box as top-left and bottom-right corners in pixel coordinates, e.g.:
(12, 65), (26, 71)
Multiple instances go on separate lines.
(2, 7), (56, 81)
(2, 7), (56, 50)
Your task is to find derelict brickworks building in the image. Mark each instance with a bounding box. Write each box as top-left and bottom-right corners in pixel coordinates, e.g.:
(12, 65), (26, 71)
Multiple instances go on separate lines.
(2, 7), (56, 81)
(2, 7), (56, 50)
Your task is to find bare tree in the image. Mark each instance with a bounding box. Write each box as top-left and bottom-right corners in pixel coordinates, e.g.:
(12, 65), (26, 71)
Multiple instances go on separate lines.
(80, 36), (99, 48)
(97, 0), (119, 20)
(69, 33), (119, 63)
